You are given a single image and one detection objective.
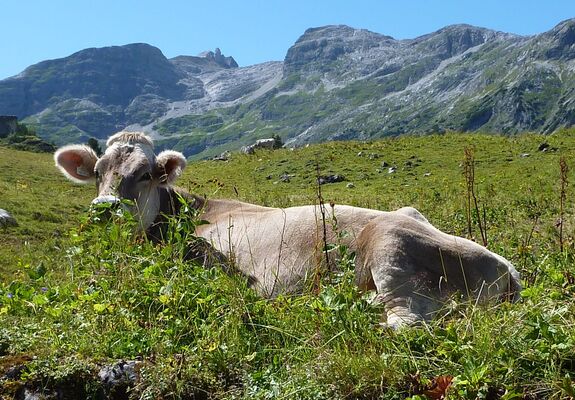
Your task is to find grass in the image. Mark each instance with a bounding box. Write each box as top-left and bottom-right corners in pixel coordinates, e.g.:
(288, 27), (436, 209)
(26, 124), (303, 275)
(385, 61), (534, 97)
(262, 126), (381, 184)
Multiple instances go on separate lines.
(0, 130), (575, 398)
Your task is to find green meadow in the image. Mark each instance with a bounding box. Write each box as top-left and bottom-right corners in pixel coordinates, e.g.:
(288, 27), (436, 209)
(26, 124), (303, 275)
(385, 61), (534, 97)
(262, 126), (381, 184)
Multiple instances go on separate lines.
(1, 130), (574, 399)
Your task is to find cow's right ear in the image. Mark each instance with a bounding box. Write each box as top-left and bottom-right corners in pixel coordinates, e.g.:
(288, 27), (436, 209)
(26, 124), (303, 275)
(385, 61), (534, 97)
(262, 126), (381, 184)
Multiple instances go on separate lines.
(54, 145), (99, 184)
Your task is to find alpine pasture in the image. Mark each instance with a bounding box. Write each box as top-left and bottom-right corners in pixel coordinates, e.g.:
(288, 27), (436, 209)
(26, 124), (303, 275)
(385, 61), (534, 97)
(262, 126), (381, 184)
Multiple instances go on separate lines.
(1, 131), (574, 399)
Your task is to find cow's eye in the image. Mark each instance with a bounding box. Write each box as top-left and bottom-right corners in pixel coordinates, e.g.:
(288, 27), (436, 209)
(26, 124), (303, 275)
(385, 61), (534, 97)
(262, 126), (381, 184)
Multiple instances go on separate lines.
(139, 172), (152, 182)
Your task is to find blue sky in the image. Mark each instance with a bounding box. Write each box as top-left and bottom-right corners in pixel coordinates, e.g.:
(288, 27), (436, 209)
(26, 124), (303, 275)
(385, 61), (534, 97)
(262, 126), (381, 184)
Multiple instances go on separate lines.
(1, 0), (573, 80)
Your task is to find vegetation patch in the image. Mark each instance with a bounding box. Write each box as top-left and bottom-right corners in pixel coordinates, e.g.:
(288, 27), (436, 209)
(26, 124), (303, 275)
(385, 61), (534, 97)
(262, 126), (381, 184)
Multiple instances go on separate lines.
(0, 123), (55, 153)
(155, 114), (225, 136)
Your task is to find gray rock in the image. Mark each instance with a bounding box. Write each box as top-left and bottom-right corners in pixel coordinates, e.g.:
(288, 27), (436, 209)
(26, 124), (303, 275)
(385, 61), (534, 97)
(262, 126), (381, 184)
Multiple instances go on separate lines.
(279, 173), (294, 183)
(212, 151), (231, 161)
(99, 360), (141, 398)
(318, 174), (346, 185)
(0, 209), (17, 227)
(538, 143), (550, 151)
(22, 389), (42, 400)
(241, 138), (277, 155)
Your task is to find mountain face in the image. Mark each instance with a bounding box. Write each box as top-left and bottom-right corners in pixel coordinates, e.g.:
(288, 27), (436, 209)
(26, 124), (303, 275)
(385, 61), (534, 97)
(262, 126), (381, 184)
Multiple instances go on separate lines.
(1, 19), (574, 158)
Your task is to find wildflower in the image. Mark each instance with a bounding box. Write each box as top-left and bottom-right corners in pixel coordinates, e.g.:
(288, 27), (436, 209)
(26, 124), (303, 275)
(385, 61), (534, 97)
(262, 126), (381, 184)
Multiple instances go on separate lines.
(6, 293), (13, 299)
(41, 287), (48, 292)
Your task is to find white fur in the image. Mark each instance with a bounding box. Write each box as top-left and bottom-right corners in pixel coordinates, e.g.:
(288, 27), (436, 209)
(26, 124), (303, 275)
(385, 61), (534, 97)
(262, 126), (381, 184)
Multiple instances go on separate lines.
(156, 150), (187, 184)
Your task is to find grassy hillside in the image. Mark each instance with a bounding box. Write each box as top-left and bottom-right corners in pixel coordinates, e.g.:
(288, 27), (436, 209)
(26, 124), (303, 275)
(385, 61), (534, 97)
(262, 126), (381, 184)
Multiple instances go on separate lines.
(1, 131), (574, 399)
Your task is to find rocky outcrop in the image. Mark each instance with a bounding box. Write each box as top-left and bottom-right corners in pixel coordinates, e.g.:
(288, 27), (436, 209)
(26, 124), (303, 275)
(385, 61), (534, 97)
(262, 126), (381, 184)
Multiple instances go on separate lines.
(199, 48), (239, 68)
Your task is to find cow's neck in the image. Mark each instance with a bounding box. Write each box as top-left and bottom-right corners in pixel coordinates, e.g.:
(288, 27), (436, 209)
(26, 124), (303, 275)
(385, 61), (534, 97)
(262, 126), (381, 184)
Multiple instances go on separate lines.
(145, 186), (205, 242)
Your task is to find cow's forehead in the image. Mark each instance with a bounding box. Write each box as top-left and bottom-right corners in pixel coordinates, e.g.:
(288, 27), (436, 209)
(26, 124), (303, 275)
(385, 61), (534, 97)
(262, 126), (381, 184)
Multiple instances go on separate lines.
(97, 142), (156, 174)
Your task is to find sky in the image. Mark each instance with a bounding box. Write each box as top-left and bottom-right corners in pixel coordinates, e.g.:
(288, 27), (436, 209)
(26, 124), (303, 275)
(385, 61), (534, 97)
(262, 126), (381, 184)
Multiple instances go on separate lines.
(1, 0), (574, 80)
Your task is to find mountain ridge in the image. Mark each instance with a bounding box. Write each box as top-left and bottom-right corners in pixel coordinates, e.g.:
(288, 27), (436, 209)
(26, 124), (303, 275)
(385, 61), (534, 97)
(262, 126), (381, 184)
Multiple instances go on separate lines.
(1, 19), (574, 158)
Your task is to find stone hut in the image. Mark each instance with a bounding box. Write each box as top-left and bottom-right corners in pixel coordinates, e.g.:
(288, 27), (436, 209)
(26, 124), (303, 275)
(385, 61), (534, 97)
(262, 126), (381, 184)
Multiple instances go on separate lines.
(0, 116), (17, 138)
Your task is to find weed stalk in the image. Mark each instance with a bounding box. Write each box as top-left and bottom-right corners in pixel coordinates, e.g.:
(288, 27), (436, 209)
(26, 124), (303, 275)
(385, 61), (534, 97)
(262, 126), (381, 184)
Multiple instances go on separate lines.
(559, 157), (569, 252)
(315, 161), (331, 290)
(463, 147), (488, 247)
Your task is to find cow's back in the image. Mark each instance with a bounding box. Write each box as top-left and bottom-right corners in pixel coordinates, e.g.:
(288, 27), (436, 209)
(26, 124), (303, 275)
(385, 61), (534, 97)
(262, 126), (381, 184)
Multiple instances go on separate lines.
(197, 200), (384, 296)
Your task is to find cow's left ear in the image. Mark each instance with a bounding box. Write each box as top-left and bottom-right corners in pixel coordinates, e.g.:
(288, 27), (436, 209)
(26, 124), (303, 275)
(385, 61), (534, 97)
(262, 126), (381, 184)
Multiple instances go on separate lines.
(155, 150), (187, 184)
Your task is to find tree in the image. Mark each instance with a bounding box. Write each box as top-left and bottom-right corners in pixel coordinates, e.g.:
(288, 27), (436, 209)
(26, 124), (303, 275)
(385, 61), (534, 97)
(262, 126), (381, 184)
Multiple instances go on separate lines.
(272, 134), (283, 149)
(87, 138), (103, 156)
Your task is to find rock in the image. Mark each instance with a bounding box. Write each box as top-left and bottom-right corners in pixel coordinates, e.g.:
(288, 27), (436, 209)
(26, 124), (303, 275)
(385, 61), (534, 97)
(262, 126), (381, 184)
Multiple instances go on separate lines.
(212, 151), (231, 161)
(520, 153), (530, 158)
(346, 182), (355, 189)
(241, 138), (277, 155)
(538, 143), (550, 151)
(388, 167), (397, 174)
(23, 389), (42, 400)
(199, 48), (239, 69)
(279, 173), (293, 183)
(0, 209), (18, 227)
(98, 360), (141, 398)
(318, 174), (346, 185)
(380, 161), (389, 168)
(357, 151), (364, 157)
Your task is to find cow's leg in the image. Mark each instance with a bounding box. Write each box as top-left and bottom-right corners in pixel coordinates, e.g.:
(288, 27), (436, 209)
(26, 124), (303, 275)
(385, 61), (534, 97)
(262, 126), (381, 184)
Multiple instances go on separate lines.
(368, 259), (442, 328)
(356, 230), (443, 328)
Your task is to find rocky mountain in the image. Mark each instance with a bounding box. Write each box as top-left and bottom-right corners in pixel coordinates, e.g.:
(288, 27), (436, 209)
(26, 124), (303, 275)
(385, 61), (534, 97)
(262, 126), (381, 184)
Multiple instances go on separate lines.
(1, 19), (574, 158)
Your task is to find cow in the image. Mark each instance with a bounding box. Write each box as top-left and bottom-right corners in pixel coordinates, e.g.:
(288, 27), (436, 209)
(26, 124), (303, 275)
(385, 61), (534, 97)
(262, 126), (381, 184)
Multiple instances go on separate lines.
(54, 131), (521, 328)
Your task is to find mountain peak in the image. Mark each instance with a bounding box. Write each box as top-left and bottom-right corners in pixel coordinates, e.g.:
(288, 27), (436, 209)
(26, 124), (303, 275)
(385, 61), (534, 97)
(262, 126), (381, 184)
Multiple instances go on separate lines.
(284, 24), (396, 72)
(197, 48), (238, 68)
(539, 18), (575, 59)
(298, 24), (394, 42)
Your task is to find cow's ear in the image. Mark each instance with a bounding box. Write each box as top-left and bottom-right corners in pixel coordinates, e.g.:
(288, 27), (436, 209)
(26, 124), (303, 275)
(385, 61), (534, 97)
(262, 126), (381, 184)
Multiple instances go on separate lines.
(54, 145), (98, 184)
(155, 150), (186, 185)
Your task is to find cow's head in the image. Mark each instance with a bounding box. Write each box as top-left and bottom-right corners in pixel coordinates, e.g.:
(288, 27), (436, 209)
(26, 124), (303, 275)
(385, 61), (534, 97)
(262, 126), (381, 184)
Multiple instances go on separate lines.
(54, 131), (186, 230)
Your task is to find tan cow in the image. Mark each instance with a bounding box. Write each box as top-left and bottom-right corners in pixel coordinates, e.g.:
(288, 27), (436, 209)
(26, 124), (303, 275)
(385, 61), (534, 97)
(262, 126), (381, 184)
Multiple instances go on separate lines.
(54, 131), (521, 327)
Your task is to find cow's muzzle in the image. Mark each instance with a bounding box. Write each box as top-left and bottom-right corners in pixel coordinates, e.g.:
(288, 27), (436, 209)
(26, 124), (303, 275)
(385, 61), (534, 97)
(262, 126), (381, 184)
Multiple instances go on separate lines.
(92, 195), (121, 206)
(90, 195), (125, 221)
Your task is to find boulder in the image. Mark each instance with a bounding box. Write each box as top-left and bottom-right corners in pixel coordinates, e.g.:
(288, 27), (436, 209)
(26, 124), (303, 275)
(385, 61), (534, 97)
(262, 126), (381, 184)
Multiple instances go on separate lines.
(0, 209), (17, 227)
(318, 174), (346, 185)
(241, 138), (277, 155)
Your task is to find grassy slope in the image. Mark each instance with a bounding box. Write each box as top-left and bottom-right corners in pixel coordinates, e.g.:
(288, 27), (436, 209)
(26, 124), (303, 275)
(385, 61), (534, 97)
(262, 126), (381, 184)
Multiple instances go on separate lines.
(0, 147), (93, 277)
(0, 131), (574, 399)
